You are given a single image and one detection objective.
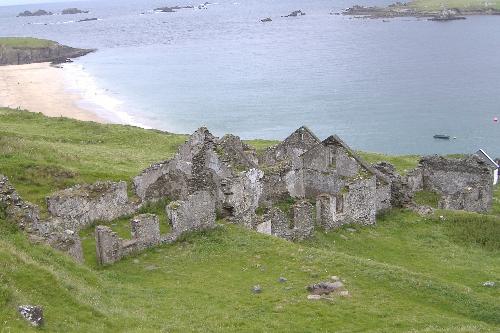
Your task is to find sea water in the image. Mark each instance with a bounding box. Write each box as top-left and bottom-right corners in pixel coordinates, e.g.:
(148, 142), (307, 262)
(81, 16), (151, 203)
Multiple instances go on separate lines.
(1, 0), (500, 156)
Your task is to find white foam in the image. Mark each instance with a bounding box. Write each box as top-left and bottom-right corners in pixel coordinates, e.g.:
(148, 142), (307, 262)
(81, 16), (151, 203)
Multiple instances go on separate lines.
(61, 62), (151, 129)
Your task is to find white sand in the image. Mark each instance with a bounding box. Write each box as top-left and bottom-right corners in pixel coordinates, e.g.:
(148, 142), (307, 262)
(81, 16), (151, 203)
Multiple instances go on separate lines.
(0, 62), (106, 123)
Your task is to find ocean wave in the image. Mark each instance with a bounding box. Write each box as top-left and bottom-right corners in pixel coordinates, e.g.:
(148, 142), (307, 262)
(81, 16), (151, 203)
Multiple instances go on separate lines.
(61, 62), (150, 128)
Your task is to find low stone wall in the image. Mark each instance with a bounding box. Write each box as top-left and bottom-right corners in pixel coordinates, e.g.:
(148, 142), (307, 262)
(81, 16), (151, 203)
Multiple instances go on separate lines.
(46, 181), (136, 231)
(255, 200), (314, 241)
(95, 214), (161, 265)
(1, 175), (83, 261)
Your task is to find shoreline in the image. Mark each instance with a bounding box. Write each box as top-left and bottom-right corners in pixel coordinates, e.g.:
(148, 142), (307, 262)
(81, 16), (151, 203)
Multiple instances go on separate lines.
(0, 62), (108, 123)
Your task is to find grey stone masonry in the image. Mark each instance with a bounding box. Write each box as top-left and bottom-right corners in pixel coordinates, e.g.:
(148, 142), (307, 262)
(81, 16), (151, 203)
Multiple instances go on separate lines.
(95, 226), (123, 265)
(1, 174), (83, 261)
(221, 168), (263, 227)
(257, 207), (293, 240)
(95, 214), (165, 265)
(291, 200), (315, 240)
(131, 214), (161, 249)
(166, 190), (216, 236)
(419, 155), (493, 213)
(46, 181), (136, 231)
(255, 201), (314, 241)
(0, 174), (40, 230)
(316, 193), (338, 230)
(261, 126), (321, 167)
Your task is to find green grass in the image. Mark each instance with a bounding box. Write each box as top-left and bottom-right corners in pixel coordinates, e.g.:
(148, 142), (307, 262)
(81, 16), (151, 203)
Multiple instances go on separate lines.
(0, 108), (499, 331)
(244, 139), (279, 154)
(0, 37), (56, 48)
(357, 151), (420, 174)
(0, 108), (187, 209)
(408, 0), (500, 11)
(414, 190), (441, 208)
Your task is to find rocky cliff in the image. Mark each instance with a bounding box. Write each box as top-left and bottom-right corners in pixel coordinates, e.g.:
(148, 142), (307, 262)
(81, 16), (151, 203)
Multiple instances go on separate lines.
(0, 41), (95, 66)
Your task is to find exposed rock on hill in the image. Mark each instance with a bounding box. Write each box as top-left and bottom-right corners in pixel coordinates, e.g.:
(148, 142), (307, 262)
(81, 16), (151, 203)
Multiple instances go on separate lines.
(0, 40), (95, 66)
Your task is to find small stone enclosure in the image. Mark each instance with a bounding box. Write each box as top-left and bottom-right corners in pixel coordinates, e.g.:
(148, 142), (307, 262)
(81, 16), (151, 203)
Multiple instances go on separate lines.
(2, 126), (496, 265)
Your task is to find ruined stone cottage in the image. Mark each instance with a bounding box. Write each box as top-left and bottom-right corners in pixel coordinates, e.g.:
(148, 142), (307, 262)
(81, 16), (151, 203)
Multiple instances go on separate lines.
(1, 125), (496, 265)
(408, 155), (494, 213)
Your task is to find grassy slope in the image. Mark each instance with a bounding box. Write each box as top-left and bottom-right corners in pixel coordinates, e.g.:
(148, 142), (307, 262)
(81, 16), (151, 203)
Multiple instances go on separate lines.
(0, 37), (56, 48)
(410, 0), (500, 11)
(0, 108), (499, 332)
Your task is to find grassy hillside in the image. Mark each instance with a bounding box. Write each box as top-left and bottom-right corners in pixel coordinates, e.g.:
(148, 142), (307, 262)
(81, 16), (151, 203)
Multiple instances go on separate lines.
(410, 0), (500, 11)
(0, 37), (56, 48)
(0, 108), (499, 332)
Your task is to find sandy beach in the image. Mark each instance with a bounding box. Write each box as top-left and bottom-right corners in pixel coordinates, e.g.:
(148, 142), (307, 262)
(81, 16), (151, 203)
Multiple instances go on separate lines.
(0, 62), (106, 123)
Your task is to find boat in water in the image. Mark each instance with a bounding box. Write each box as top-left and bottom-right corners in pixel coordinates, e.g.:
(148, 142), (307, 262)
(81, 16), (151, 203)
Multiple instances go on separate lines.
(433, 134), (450, 140)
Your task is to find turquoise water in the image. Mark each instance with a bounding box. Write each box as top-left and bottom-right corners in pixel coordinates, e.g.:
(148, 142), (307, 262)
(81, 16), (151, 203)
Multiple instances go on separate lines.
(1, 0), (500, 156)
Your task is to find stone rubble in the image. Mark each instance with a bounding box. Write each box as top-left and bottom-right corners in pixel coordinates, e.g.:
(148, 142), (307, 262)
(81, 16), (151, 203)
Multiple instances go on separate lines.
(18, 305), (43, 327)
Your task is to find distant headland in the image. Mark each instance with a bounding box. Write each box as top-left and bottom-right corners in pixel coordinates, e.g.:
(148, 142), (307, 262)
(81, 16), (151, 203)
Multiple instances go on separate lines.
(342, 0), (500, 20)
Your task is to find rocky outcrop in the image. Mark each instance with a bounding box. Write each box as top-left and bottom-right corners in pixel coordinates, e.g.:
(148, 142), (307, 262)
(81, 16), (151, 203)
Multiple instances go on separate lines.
(0, 41), (95, 66)
(18, 305), (43, 327)
(429, 9), (466, 21)
(261, 17), (272, 22)
(78, 18), (99, 22)
(154, 5), (194, 12)
(46, 181), (136, 231)
(283, 10), (306, 17)
(17, 10), (52, 17)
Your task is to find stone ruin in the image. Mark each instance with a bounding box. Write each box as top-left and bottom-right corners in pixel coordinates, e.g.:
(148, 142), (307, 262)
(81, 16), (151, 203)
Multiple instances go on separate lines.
(1, 125), (496, 265)
(410, 155), (493, 212)
(46, 181), (136, 231)
(95, 190), (216, 265)
(373, 154), (495, 213)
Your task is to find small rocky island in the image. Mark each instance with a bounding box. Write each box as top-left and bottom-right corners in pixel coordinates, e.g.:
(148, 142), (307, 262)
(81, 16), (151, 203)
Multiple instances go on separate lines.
(154, 5), (194, 13)
(62, 8), (90, 15)
(17, 9), (53, 17)
(0, 38), (95, 66)
(343, 2), (500, 19)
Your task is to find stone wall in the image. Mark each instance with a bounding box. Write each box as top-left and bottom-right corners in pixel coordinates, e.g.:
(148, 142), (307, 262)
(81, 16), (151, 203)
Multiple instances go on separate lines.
(316, 193), (338, 230)
(166, 190), (216, 236)
(336, 177), (377, 226)
(131, 214), (161, 249)
(255, 200), (314, 241)
(46, 181), (136, 231)
(1, 175), (83, 261)
(261, 126), (320, 167)
(291, 200), (315, 240)
(95, 214), (161, 265)
(419, 155), (493, 212)
(221, 168), (263, 226)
